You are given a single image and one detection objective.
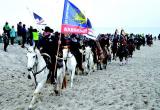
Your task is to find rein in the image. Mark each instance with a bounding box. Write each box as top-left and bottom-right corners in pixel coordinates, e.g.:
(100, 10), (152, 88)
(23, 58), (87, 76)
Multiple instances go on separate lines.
(31, 55), (47, 85)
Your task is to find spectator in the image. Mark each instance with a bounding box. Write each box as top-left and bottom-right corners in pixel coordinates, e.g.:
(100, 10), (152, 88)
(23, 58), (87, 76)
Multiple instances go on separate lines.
(10, 26), (16, 45)
(2, 33), (9, 52)
(17, 22), (23, 45)
(21, 24), (27, 48)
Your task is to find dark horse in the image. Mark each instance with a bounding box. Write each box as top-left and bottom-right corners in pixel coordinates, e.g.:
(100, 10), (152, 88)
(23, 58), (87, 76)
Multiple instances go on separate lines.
(127, 43), (135, 58)
(112, 36), (119, 60)
(117, 44), (128, 65)
(127, 37), (135, 58)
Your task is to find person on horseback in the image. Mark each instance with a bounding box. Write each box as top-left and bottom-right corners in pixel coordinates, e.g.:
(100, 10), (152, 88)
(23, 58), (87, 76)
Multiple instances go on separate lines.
(117, 29), (128, 64)
(127, 34), (135, 57)
(38, 26), (62, 84)
(119, 29), (127, 46)
(112, 29), (119, 60)
(70, 34), (84, 72)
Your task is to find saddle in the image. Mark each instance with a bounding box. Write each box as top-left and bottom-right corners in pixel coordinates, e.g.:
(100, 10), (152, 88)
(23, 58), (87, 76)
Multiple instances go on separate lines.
(43, 56), (52, 70)
(56, 58), (63, 68)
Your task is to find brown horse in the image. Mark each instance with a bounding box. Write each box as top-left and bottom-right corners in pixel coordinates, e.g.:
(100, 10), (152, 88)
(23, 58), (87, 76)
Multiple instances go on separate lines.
(96, 40), (108, 70)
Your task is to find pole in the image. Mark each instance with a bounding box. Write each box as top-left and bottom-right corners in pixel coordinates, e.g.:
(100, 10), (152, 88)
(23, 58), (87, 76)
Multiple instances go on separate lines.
(51, 32), (62, 83)
(50, 0), (66, 85)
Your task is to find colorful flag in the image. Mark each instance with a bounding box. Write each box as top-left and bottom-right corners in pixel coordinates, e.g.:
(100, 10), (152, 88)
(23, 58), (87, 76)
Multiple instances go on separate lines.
(61, 0), (89, 34)
(33, 12), (46, 25)
(87, 18), (92, 29)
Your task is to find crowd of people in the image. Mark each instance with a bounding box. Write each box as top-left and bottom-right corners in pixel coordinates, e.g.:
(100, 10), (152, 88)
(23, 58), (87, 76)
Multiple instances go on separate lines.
(0, 22), (41, 51)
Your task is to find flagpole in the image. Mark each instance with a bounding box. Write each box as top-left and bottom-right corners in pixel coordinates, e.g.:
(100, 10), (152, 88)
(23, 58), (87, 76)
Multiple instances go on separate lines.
(52, 0), (66, 85)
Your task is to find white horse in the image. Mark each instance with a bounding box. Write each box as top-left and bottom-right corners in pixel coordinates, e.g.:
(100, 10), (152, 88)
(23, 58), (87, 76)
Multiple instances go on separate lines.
(83, 46), (95, 74)
(26, 47), (65, 110)
(63, 48), (77, 88)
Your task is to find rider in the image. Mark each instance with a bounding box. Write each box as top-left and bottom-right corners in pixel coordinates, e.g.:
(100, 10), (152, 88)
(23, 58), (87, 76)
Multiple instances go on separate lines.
(118, 29), (128, 58)
(38, 26), (61, 84)
(119, 29), (127, 46)
(70, 34), (84, 71)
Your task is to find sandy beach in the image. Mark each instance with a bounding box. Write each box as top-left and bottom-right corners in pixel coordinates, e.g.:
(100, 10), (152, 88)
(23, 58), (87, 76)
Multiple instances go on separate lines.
(0, 41), (160, 110)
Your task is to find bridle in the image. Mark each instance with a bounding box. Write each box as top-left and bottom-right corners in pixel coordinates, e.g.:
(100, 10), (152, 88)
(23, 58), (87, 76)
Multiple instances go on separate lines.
(28, 53), (47, 86)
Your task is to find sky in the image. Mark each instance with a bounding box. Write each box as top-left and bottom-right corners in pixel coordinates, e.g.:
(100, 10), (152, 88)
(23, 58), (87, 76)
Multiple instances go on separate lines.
(0, 0), (160, 34)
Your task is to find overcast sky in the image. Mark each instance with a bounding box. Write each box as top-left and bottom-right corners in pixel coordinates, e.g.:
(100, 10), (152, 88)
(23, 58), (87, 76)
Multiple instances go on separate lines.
(0, 0), (160, 33)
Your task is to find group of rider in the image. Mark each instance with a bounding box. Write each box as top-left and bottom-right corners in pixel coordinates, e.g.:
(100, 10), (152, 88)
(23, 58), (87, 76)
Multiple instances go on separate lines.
(36, 27), (132, 83)
(31, 26), (154, 83)
(2, 24), (153, 83)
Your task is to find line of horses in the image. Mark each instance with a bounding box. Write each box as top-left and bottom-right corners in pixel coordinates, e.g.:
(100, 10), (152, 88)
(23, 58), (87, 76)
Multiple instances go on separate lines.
(26, 34), (153, 110)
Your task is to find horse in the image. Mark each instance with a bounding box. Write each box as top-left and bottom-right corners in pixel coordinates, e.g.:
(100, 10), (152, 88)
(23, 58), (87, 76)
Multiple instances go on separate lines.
(127, 42), (135, 58)
(26, 47), (65, 110)
(63, 47), (77, 88)
(97, 38), (108, 70)
(117, 44), (128, 65)
(83, 46), (95, 74)
(111, 43), (118, 61)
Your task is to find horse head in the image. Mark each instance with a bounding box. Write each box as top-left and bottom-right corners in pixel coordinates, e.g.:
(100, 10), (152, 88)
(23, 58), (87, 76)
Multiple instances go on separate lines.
(63, 48), (69, 60)
(85, 46), (92, 59)
(26, 46), (38, 71)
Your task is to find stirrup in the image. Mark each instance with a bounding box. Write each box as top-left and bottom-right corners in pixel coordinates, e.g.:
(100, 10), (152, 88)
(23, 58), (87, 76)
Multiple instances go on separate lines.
(53, 78), (57, 85)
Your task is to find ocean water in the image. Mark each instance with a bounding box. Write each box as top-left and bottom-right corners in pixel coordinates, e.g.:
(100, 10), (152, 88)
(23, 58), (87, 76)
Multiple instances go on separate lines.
(94, 27), (160, 36)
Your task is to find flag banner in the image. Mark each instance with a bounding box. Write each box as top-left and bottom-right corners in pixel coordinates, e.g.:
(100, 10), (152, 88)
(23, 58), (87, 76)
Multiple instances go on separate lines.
(33, 12), (46, 25)
(87, 18), (92, 29)
(61, 0), (89, 34)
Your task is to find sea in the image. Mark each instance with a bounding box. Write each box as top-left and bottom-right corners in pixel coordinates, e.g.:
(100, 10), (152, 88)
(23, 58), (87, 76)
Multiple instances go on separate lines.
(94, 27), (160, 36)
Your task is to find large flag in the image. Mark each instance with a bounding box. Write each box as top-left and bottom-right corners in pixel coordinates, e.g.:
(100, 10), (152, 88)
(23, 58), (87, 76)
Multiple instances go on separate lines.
(87, 18), (92, 29)
(33, 12), (46, 25)
(61, 0), (90, 34)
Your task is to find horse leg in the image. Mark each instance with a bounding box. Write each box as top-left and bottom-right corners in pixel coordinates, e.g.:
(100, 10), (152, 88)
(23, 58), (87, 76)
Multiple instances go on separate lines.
(100, 61), (103, 70)
(102, 59), (106, 69)
(56, 68), (61, 96)
(125, 56), (128, 64)
(57, 66), (66, 95)
(119, 56), (123, 66)
(71, 68), (75, 88)
(97, 62), (100, 70)
(28, 72), (37, 87)
(113, 52), (115, 60)
(28, 81), (45, 110)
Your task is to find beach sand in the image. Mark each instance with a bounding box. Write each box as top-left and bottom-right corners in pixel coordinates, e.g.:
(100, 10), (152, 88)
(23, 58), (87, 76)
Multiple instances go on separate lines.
(0, 41), (160, 110)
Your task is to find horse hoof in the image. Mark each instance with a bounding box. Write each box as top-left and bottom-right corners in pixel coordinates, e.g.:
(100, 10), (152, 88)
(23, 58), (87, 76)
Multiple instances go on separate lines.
(28, 75), (31, 79)
(28, 107), (32, 110)
(54, 90), (59, 95)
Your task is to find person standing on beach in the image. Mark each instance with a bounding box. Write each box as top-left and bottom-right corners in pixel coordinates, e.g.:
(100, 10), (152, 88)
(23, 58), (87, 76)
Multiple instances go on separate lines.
(32, 29), (39, 49)
(21, 24), (27, 48)
(28, 26), (33, 46)
(2, 33), (9, 52)
(3, 22), (11, 42)
(10, 26), (16, 45)
(17, 22), (23, 45)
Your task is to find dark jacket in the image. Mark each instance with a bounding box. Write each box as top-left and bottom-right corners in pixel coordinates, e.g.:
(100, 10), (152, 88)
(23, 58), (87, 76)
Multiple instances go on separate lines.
(17, 24), (23, 36)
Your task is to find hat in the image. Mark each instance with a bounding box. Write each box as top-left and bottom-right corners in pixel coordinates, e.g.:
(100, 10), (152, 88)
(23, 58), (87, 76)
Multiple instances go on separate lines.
(44, 26), (54, 33)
